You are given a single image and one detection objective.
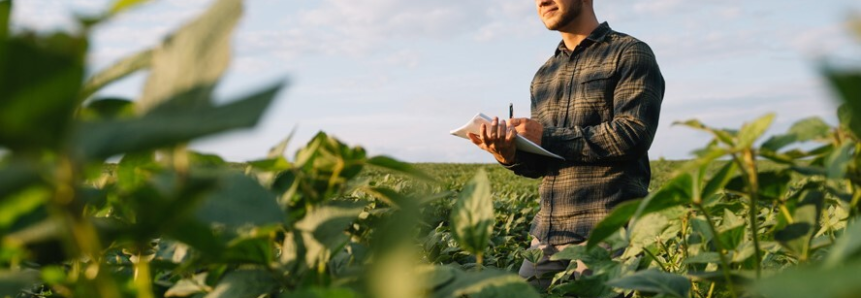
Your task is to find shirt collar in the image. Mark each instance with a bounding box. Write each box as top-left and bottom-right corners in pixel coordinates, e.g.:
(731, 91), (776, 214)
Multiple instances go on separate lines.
(588, 21), (612, 43)
(555, 21), (612, 56)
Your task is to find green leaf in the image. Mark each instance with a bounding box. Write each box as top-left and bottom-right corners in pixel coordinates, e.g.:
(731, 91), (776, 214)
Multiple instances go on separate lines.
(450, 169), (494, 256)
(687, 271), (753, 285)
(553, 273), (617, 298)
(165, 273), (209, 297)
(825, 68), (861, 137)
(718, 224), (746, 252)
(246, 157), (290, 172)
(0, 33), (87, 151)
(430, 268), (540, 298)
(221, 236), (272, 265)
(267, 130), (295, 159)
(80, 98), (136, 121)
(0, 187), (48, 229)
(0, 161), (42, 198)
(824, 217), (861, 268)
(725, 170), (791, 201)
(550, 245), (615, 272)
(0, 270), (40, 298)
(80, 49), (152, 100)
(758, 170), (792, 201)
(281, 288), (359, 298)
(196, 173), (283, 228)
(762, 117), (831, 151)
(775, 190), (822, 260)
(108, 0), (150, 15)
(117, 151), (157, 191)
(701, 161), (737, 201)
(826, 142), (853, 180)
(626, 213), (671, 258)
(73, 84), (282, 160)
(362, 186), (416, 210)
(520, 248), (544, 264)
(165, 218), (225, 257)
(736, 113), (775, 149)
(629, 173), (692, 233)
(188, 151), (227, 167)
(0, 1), (10, 39)
(587, 199), (641, 250)
(762, 134), (798, 152)
(295, 201), (365, 268)
(605, 269), (690, 298)
(367, 155), (437, 183)
(204, 269), (277, 298)
(673, 119), (736, 146)
(789, 117), (832, 141)
(138, 0), (242, 112)
(755, 260), (861, 298)
(683, 252), (721, 264)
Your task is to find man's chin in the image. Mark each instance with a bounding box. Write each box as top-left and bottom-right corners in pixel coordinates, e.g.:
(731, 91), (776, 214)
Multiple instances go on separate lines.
(542, 19), (561, 30)
(542, 17), (571, 31)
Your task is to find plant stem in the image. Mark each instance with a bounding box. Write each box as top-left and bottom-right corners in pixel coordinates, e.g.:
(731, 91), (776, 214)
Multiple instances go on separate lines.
(779, 204), (794, 224)
(681, 211), (691, 263)
(134, 253), (155, 298)
(643, 247), (670, 272)
(739, 150), (763, 279)
(706, 282), (716, 298)
(476, 253), (484, 271)
(55, 156), (123, 298)
(695, 204), (738, 298)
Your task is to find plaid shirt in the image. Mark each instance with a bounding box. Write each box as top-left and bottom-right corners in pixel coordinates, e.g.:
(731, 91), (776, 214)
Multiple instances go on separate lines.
(504, 22), (664, 245)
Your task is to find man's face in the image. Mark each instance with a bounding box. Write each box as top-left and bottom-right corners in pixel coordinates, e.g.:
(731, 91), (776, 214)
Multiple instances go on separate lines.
(535, 0), (583, 30)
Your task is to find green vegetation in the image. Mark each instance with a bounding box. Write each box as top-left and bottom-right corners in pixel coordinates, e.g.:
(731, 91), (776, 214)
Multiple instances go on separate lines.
(2, 0), (861, 297)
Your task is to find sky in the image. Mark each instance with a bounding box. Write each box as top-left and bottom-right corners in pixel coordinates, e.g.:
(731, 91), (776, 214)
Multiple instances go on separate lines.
(11, 0), (861, 163)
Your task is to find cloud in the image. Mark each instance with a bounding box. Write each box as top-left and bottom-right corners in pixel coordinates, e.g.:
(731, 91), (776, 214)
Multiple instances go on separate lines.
(247, 0), (538, 60)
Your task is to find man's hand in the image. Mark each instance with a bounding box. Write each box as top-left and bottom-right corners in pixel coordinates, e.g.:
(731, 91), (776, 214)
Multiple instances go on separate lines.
(468, 117), (517, 164)
(509, 118), (543, 145)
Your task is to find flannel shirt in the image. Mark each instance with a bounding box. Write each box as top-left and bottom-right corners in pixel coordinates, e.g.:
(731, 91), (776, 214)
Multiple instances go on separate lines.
(503, 22), (664, 245)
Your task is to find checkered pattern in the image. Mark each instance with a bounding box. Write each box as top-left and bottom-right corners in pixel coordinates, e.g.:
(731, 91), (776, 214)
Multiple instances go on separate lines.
(503, 22), (665, 245)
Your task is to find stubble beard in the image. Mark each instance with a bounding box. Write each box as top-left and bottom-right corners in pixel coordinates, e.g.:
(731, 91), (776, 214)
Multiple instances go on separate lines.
(544, 0), (583, 31)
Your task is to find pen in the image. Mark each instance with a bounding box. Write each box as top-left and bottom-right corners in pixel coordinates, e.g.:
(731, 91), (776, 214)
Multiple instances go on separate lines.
(509, 103), (513, 119)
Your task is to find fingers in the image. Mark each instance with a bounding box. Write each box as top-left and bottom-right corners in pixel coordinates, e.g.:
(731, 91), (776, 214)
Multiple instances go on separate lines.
(474, 118), (519, 157)
(490, 117), (499, 140)
(505, 122), (516, 143)
(480, 122), (490, 143)
(468, 133), (482, 145)
(498, 118), (507, 140)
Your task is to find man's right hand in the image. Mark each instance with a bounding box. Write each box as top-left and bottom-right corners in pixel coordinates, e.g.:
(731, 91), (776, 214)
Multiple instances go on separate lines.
(509, 118), (543, 145)
(468, 117), (517, 164)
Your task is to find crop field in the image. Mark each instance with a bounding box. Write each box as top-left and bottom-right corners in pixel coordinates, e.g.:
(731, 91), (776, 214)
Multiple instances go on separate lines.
(3, 0), (861, 297)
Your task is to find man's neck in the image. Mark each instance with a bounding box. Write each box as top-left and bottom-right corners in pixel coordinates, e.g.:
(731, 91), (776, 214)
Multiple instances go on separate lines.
(558, 15), (600, 51)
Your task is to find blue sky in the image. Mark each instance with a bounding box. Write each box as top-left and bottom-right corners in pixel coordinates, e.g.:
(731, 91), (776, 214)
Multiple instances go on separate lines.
(12, 0), (861, 162)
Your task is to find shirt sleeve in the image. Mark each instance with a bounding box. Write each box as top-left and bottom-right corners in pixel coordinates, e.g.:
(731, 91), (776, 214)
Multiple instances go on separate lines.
(541, 41), (664, 162)
(498, 150), (548, 178)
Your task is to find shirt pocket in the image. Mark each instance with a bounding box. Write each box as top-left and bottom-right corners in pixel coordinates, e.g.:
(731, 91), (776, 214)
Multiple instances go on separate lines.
(573, 65), (615, 126)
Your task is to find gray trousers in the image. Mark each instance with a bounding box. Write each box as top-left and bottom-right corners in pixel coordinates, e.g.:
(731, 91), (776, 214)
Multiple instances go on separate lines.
(517, 237), (591, 291)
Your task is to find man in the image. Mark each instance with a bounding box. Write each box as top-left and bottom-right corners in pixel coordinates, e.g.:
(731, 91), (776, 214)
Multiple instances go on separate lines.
(468, 0), (664, 289)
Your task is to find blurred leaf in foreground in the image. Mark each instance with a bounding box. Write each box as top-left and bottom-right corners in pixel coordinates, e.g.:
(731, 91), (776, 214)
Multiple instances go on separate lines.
(450, 169), (494, 262)
(138, 0), (242, 112)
